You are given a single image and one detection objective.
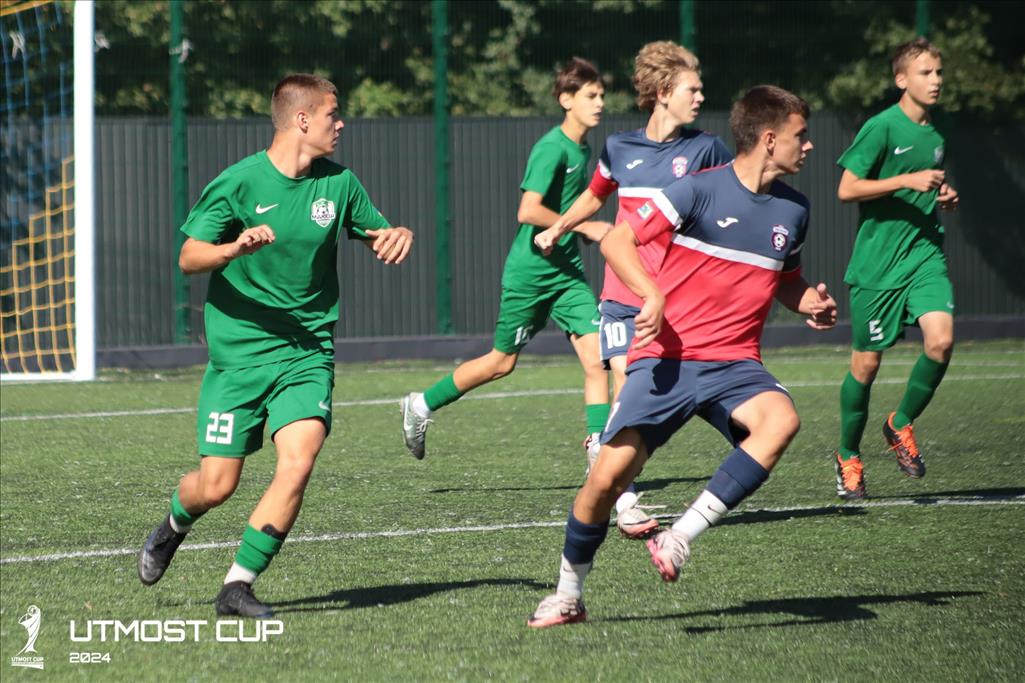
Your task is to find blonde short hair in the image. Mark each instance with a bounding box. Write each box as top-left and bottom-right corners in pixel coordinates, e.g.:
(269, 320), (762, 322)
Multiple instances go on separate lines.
(633, 41), (700, 113)
(270, 74), (337, 130)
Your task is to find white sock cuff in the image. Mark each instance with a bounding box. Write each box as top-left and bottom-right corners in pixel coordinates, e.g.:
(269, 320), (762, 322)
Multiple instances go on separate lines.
(168, 516), (191, 534)
(224, 562), (257, 586)
(412, 393), (432, 418)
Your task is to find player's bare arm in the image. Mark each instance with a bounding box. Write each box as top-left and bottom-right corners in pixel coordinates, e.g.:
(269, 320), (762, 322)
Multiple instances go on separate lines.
(600, 222), (664, 347)
(534, 189), (607, 254)
(776, 278), (837, 330)
(516, 190), (562, 231)
(178, 225), (276, 275)
(837, 168), (945, 203)
(365, 227), (414, 265)
(574, 220), (614, 243)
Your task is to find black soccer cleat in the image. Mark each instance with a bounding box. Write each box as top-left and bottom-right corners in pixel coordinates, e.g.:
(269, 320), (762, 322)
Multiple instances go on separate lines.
(215, 581), (274, 618)
(883, 412), (926, 478)
(138, 515), (188, 586)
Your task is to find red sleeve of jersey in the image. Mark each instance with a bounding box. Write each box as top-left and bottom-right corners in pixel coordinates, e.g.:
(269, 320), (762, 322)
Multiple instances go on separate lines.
(779, 266), (803, 283)
(625, 201), (674, 246)
(588, 166), (618, 200)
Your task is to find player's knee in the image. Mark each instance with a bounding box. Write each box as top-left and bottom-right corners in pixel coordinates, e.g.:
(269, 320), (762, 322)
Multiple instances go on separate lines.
(489, 353), (518, 380)
(924, 334), (953, 361)
(201, 477), (238, 507)
(852, 355), (881, 384)
(275, 455), (317, 489)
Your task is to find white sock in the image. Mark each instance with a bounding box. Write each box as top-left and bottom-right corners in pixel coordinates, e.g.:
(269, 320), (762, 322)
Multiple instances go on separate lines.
(412, 393), (432, 418)
(223, 562), (257, 586)
(168, 516), (191, 534)
(555, 554), (591, 600)
(671, 489), (728, 543)
(615, 486), (639, 515)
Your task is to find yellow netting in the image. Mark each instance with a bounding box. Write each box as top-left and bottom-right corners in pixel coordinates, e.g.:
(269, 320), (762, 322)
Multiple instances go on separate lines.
(0, 156), (76, 374)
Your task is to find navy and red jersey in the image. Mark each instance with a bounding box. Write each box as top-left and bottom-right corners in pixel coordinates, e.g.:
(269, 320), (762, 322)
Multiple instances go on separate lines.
(624, 163), (809, 364)
(590, 128), (732, 307)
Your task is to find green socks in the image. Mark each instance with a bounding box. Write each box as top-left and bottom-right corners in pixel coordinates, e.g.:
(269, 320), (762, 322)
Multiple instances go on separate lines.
(170, 488), (203, 531)
(585, 403), (610, 436)
(424, 374), (463, 412)
(894, 354), (949, 429)
(839, 372), (871, 458)
(234, 525), (284, 576)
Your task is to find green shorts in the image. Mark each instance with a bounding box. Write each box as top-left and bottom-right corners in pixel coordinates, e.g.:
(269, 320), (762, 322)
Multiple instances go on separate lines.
(493, 280), (599, 353)
(195, 352), (335, 457)
(849, 269), (955, 351)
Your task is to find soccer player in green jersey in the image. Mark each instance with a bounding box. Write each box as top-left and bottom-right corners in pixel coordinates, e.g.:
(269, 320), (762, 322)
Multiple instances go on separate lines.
(401, 58), (611, 462)
(833, 38), (960, 499)
(137, 74), (414, 617)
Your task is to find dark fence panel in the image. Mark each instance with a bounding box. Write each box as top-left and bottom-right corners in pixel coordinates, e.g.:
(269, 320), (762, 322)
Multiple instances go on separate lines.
(90, 114), (1025, 349)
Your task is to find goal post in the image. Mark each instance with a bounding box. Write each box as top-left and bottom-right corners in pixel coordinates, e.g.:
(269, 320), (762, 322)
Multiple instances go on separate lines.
(0, 0), (94, 381)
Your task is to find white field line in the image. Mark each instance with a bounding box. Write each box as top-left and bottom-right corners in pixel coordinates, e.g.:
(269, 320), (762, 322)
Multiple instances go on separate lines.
(2, 495), (1022, 566)
(2, 373), (1023, 423)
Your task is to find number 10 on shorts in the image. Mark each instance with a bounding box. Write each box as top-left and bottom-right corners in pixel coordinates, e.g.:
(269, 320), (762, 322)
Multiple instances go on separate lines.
(205, 412), (235, 444)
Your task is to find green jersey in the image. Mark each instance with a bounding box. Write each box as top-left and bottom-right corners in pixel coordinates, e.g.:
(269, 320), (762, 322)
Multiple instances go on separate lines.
(182, 151), (390, 369)
(838, 104), (948, 290)
(501, 126), (591, 293)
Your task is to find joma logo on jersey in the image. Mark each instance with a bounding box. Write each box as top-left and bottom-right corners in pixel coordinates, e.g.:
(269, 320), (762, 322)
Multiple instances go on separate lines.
(310, 198), (336, 228)
(672, 156), (688, 178)
(771, 224), (789, 252)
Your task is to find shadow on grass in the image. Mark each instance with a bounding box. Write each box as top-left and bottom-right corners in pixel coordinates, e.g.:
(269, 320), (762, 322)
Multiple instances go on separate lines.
(271, 577), (549, 614)
(429, 475), (706, 495)
(870, 487), (1025, 502)
(604, 591), (983, 633)
(717, 505), (869, 526)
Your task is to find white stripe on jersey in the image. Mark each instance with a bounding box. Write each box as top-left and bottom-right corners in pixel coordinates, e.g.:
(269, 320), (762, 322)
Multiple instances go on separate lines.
(653, 192), (682, 227)
(598, 159), (613, 179)
(616, 186), (662, 199)
(672, 234), (784, 271)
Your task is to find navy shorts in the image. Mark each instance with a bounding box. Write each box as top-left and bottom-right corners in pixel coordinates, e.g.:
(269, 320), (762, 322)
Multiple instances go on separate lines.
(600, 358), (792, 455)
(598, 299), (640, 368)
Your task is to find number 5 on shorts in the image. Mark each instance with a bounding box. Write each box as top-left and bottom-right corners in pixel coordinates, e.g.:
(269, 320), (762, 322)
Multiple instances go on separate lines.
(205, 412), (235, 445)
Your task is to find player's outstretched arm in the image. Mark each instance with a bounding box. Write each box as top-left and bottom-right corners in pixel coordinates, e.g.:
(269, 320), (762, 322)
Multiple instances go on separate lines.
(776, 278), (837, 330)
(364, 227), (414, 265)
(534, 189), (606, 255)
(601, 222), (664, 347)
(179, 225), (276, 275)
(837, 168), (945, 203)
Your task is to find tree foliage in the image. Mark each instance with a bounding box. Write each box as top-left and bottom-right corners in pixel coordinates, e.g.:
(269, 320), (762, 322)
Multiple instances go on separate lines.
(88, 0), (1024, 121)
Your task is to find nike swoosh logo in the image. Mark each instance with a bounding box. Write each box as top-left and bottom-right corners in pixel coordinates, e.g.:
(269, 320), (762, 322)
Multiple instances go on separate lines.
(716, 217), (738, 228)
(565, 164), (580, 174)
(591, 318), (601, 326)
(626, 159), (644, 170)
(894, 146), (914, 155)
(318, 400), (331, 411)
(255, 203), (279, 214)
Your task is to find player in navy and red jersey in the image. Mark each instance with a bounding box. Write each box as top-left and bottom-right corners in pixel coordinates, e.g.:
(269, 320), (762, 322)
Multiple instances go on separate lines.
(535, 41), (732, 539)
(529, 86), (837, 628)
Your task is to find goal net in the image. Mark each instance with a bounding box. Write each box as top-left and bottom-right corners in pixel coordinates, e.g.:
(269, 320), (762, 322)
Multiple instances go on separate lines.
(1, 0), (94, 380)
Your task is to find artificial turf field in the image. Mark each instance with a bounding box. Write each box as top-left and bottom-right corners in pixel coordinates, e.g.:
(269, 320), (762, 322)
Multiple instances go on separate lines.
(1, 340), (1023, 681)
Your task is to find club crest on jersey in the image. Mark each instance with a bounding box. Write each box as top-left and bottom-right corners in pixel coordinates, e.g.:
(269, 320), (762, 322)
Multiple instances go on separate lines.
(771, 224), (789, 252)
(672, 156), (689, 178)
(310, 198), (336, 228)
(637, 202), (654, 220)
(934, 146), (944, 165)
